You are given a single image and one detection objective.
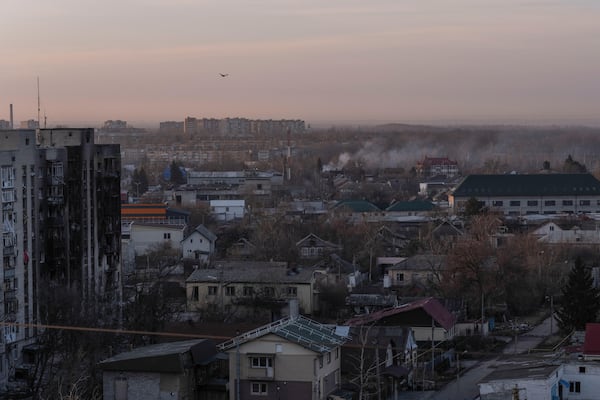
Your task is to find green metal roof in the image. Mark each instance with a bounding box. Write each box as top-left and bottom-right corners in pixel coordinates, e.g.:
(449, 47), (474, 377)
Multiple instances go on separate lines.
(452, 173), (600, 197)
(386, 200), (435, 212)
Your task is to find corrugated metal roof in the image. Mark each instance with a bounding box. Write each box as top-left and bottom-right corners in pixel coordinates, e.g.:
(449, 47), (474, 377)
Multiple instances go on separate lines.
(98, 339), (216, 373)
(452, 173), (600, 197)
(386, 200), (435, 212)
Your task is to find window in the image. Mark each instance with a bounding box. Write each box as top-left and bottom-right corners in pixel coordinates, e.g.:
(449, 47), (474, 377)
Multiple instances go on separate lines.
(545, 200), (556, 206)
(327, 352), (331, 363)
(208, 286), (217, 295)
(580, 200), (591, 206)
(251, 382), (268, 395)
(562, 200), (573, 206)
(192, 286), (199, 301)
(579, 366), (586, 373)
(492, 200), (503, 207)
(286, 286), (297, 297)
(318, 356), (323, 368)
(569, 381), (581, 393)
(163, 233), (171, 239)
(335, 348), (339, 359)
(250, 356), (273, 368)
(243, 286), (254, 296)
(509, 200), (520, 207)
(527, 200), (538, 206)
(264, 287), (275, 296)
(226, 286), (235, 296)
(396, 272), (404, 282)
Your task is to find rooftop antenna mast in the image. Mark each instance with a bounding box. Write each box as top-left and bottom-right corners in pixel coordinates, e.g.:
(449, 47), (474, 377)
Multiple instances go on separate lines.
(37, 76), (41, 127)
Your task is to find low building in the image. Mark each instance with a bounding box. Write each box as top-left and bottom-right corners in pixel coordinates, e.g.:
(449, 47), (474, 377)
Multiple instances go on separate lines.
(181, 224), (217, 264)
(185, 261), (317, 317)
(345, 297), (456, 343)
(99, 339), (227, 400)
(217, 314), (346, 400)
(210, 199), (245, 221)
(296, 233), (343, 261)
(129, 221), (186, 255)
(386, 255), (446, 288)
(416, 157), (459, 178)
(449, 173), (600, 216)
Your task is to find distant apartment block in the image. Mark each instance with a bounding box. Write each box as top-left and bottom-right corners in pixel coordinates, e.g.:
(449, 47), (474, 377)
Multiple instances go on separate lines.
(0, 128), (121, 387)
(159, 120), (184, 134)
(450, 173), (600, 216)
(19, 120), (39, 129)
(416, 156), (459, 178)
(182, 116), (306, 136)
(0, 120), (10, 129)
(102, 119), (127, 131)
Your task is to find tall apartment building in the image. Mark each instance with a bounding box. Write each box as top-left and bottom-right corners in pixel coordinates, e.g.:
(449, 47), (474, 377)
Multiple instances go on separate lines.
(0, 128), (121, 386)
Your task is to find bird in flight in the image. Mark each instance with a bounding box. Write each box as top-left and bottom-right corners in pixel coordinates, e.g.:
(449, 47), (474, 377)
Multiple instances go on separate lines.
(219, 73), (229, 77)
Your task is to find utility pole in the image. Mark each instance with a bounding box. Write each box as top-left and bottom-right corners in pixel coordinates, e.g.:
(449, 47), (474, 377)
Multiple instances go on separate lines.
(374, 338), (381, 400)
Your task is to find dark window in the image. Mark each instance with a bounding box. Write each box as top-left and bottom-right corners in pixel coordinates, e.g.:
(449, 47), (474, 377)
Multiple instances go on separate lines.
(563, 200), (574, 206)
(509, 201), (520, 207)
(251, 382), (268, 395)
(243, 286), (254, 296)
(492, 200), (503, 207)
(580, 200), (591, 206)
(579, 366), (586, 373)
(208, 286), (217, 295)
(192, 286), (199, 301)
(569, 381), (581, 393)
(545, 200), (556, 206)
(226, 286), (235, 296)
(527, 200), (538, 206)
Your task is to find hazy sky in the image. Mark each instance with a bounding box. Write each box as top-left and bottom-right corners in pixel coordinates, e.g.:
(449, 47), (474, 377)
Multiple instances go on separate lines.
(1, 0), (599, 126)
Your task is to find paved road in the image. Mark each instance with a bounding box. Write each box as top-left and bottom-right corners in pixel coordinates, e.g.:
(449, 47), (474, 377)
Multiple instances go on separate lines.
(429, 314), (557, 400)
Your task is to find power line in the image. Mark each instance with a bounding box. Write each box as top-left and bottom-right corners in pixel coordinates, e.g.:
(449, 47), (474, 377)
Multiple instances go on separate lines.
(0, 321), (231, 341)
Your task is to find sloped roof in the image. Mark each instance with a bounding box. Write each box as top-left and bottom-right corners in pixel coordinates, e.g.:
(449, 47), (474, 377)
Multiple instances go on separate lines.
(583, 323), (600, 355)
(333, 199), (381, 213)
(99, 339), (216, 373)
(388, 255), (447, 271)
(183, 224), (217, 242)
(386, 200), (435, 212)
(452, 173), (600, 197)
(219, 316), (346, 354)
(296, 233), (342, 249)
(345, 297), (455, 331)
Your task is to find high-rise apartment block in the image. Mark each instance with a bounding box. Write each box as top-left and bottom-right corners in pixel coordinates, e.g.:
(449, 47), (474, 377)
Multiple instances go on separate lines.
(0, 128), (121, 385)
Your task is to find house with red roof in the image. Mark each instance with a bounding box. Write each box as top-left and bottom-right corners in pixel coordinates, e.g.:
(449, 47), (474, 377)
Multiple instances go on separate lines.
(345, 297), (456, 342)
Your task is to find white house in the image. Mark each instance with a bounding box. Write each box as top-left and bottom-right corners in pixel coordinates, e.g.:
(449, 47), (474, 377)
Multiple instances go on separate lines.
(181, 224), (217, 264)
(210, 199), (245, 221)
(130, 221), (186, 255)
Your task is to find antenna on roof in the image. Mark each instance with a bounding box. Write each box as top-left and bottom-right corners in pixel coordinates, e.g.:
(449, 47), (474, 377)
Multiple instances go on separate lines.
(37, 77), (41, 128)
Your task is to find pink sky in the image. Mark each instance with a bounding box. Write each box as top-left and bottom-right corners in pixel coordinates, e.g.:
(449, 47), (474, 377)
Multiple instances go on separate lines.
(1, 0), (599, 127)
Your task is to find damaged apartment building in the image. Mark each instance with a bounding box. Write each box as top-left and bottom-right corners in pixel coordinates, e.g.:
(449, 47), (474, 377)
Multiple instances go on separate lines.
(0, 128), (121, 387)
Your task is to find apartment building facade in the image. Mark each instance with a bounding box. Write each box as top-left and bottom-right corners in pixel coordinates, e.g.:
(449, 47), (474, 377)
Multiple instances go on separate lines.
(0, 128), (121, 387)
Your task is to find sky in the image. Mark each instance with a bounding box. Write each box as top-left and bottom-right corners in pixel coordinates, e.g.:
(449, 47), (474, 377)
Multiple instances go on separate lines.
(1, 0), (599, 127)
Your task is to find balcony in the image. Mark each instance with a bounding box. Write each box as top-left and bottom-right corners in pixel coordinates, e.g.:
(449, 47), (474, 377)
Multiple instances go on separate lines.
(247, 367), (274, 380)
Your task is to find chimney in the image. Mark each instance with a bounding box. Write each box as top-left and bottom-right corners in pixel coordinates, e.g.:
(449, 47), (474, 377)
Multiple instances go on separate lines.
(289, 298), (299, 320)
(9, 104), (13, 129)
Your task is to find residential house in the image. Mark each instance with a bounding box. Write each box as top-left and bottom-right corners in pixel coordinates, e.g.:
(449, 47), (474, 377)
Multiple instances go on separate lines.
(217, 314), (347, 400)
(385, 200), (436, 217)
(311, 254), (363, 290)
(99, 339), (227, 400)
(296, 234), (343, 261)
(346, 294), (399, 316)
(343, 326), (418, 398)
(185, 261), (318, 318)
(533, 220), (600, 245)
(225, 238), (256, 259)
(386, 255), (446, 289)
(449, 173), (600, 216)
(416, 157), (459, 178)
(181, 224), (217, 264)
(345, 297), (456, 342)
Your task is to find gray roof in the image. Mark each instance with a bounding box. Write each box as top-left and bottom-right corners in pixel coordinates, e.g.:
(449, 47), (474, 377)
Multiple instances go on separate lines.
(183, 224), (217, 242)
(99, 339), (216, 373)
(452, 173), (600, 197)
(186, 263), (314, 284)
(389, 255), (447, 271)
(479, 362), (559, 383)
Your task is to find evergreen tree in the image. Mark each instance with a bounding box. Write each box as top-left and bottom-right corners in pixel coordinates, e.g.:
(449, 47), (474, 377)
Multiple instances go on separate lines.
(556, 257), (600, 332)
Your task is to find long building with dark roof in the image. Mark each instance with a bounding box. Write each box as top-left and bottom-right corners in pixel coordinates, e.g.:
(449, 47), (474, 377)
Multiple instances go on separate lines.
(450, 173), (600, 216)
